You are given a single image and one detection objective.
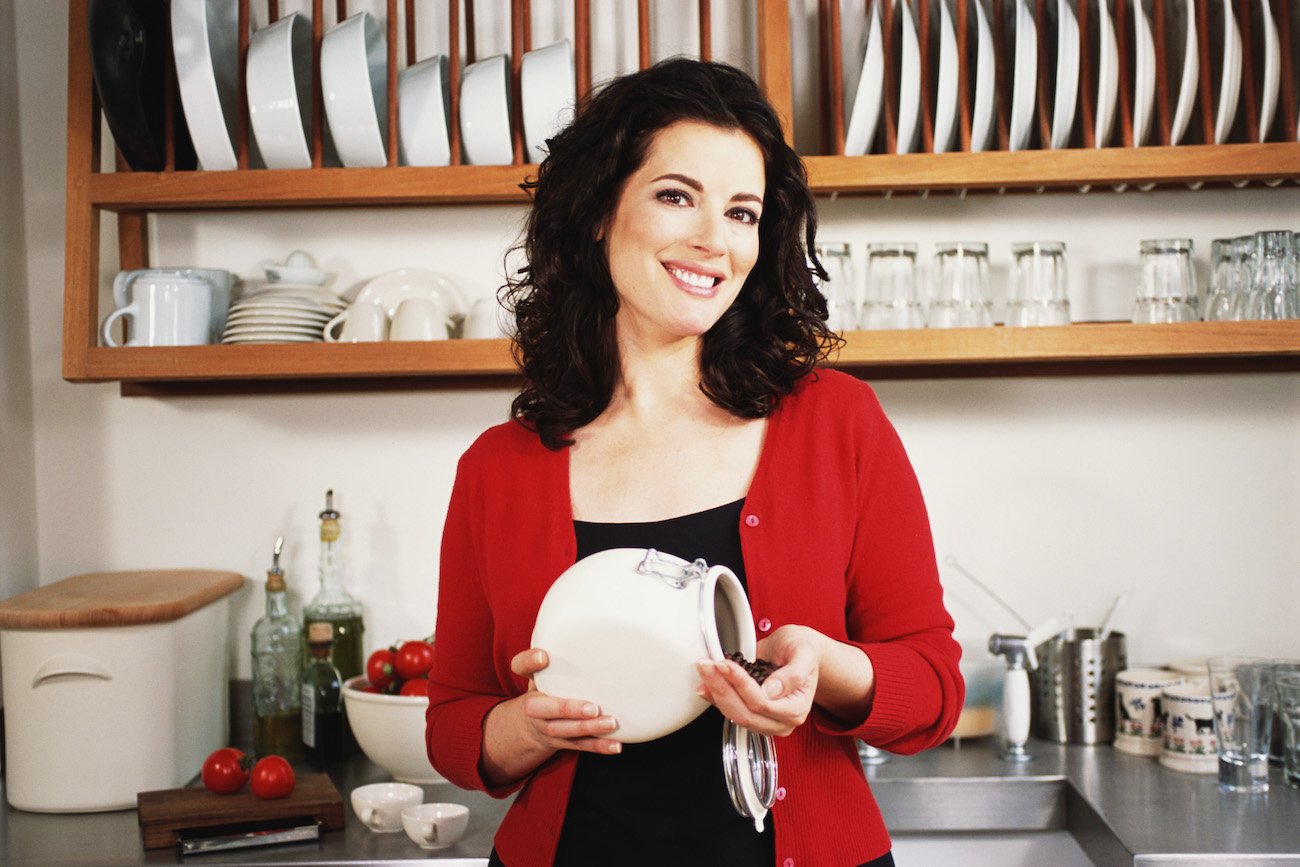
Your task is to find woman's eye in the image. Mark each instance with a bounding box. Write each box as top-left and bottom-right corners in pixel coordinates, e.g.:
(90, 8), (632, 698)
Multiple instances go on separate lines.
(656, 189), (691, 207)
(729, 207), (760, 225)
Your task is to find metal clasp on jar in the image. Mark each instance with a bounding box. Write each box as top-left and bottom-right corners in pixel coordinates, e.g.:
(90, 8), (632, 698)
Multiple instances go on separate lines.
(635, 549), (707, 590)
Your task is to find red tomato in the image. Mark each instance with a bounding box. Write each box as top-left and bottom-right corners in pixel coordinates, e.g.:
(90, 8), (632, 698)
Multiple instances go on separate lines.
(399, 677), (429, 697)
(249, 755), (296, 800)
(201, 747), (249, 794)
(366, 648), (397, 690)
(394, 640), (435, 680)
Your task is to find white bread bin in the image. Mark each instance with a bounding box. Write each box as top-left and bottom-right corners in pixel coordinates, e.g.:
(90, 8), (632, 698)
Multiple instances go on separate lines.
(0, 570), (245, 812)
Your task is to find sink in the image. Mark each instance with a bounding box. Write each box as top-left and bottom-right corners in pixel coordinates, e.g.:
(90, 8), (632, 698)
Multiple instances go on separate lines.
(872, 774), (1068, 832)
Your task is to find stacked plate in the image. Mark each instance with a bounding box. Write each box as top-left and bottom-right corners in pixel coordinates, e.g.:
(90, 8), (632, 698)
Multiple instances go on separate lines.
(221, 285), (345, 344)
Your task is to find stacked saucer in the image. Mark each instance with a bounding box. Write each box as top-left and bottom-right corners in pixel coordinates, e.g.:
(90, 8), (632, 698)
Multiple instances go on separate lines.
(221, 284), (346, 344)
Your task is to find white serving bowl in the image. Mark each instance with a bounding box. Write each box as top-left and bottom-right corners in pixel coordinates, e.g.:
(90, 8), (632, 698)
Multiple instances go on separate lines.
(171, 0), (239, 170)
(399, 55), (451, 166)
(321, 12), (387, 167)
(342, 676), (445, 784)
(520, 39), (575, 163)
(460, 54), (513, 165)
(247, 13), (312, 169)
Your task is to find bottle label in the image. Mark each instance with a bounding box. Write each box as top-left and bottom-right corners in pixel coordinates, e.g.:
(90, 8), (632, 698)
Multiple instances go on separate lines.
(301, 684), (316, 748)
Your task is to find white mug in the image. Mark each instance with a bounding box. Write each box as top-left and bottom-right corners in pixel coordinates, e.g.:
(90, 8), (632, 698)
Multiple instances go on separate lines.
(350, 782), (422, 833)
(1159, 677), (1218, 774)
(113, 267), (234, 342)
(1114, 668), (1184, 757)
(401, 802), (469, 850)
(390, 298), (449, 341)
(101, 276), (214, 347)
(325, 301), (389, 342)
(462, 296), (512, 339)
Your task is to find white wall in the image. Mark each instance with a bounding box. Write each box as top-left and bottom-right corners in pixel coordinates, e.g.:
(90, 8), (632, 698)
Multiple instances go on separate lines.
(10, 2), (1299, 694)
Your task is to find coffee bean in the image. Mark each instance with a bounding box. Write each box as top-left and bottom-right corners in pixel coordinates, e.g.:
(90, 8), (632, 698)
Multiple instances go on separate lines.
(726, 651), (778, 685)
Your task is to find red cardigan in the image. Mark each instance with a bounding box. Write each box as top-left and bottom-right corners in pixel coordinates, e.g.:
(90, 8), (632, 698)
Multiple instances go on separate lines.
(427, 369), (964, 867)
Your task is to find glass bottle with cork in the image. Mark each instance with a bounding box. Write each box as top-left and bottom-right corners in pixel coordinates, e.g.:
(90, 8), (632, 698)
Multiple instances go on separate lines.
(302, 489), (364, 682)
(251, 537), (303, 759)
(301, 621), (344, 763)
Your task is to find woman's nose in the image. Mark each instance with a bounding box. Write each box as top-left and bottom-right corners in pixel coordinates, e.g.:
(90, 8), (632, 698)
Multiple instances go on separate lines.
(689, 213), (727, 255)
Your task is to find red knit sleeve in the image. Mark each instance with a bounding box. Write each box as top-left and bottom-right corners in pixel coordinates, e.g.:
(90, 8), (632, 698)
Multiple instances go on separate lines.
(425, 451), (525, 798)
(813, 385), (965, 753)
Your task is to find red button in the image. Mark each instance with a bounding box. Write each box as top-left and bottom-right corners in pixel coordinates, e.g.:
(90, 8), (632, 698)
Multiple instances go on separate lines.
(744, 514), (760, 527)
(783, 859), (795, 867)
(758, 617), (772, 633)
(775, 786), (787, 801)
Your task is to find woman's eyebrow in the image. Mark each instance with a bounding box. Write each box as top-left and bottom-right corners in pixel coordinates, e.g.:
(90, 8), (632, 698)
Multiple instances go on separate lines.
(651, 173), (763, 205)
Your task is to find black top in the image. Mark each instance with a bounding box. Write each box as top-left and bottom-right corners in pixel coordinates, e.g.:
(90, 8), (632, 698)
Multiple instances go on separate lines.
(553, 498), (775, 867)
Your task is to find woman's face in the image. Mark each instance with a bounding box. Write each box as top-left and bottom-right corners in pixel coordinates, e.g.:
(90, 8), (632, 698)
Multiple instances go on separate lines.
(601, 120), (765, 349)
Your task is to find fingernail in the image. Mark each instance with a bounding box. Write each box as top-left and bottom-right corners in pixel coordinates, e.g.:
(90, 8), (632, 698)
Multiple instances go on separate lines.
(607, 741), (622, 754)
(763, 678), (783, 698)
(582, 704), (599, 718)
(600, 717), (618, 732)
(695, 685), (707, 698)
(533, 651), (545, 665)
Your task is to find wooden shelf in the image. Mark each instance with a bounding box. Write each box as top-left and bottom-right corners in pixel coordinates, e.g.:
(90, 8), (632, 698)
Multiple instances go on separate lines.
(68, 323), (1300, 394)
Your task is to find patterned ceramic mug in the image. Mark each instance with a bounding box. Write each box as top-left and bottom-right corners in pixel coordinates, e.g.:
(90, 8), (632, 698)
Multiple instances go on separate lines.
(1115, 668), (1184, 757)
(1159, 677), (1218, 774)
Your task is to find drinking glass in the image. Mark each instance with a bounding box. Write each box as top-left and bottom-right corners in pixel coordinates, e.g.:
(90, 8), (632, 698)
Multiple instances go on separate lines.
(1133, 239), (1198, 323)
(1277, 672), (1300, 788)
(1203, 238), (1239, 321)
(927, 242), (994, 328)
(1207, 656), (1274, 793)
(861, 243), (924, 330)
(814, 242), (857, 332)
(1007, 241), (1070, 326)
(1225, 235), (1257, 320)
(1234, 230), (1300, 320)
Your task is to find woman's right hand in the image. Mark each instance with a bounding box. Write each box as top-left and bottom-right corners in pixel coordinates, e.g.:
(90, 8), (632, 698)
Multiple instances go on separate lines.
(479, 648), (621, 788)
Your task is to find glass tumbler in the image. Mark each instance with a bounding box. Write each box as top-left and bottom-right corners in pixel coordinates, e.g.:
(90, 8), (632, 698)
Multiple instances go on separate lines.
(1203, 238), (1239, 321)
(1277, 672), (1300, 788)
(861, 243), (924, 330)
(1225, 235), (1258, 320)
(1235, 230), (1300, 320)
(1208, 656), (1274, 794)
(1133, 239), (1198, 323)
(927, 242), (994, 328)
(1007, 241), (1071, 326)
(813, 242), (857, 332)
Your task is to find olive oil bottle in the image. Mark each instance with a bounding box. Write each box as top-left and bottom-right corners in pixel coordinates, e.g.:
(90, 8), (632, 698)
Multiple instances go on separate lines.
(302, 490), (365, 681)
(301, 621), (344, 764)
(250, 537), (302, 759)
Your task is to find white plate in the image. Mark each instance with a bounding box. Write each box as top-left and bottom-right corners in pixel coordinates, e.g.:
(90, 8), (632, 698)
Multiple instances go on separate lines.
(933, 0), (960, 153)
(240, 285), (346, 309)
(354, 268), (468, 319)
(1169, 0), (1199, 144)
(896, 0), (922, 154)
(222, 334), (322, 344)
(399, 55), (452, 167)
(171, 0), (239, 170)
(1214, 0), (1242, 144)
(1050, 0), (1080, 149)
(1257, 0), (1279, 140)
(321, 12), (388, 167)
(971, 0), (997, 151)
(229, 298), (335, 316)
(1132, 0), (1156, 145)
(1094, 0), (1119, 146)
(844, 0), (885, 156)
(1009, 0), (1038, 150)
(223, 323), (324, 337)
(226, 310), (331, 326)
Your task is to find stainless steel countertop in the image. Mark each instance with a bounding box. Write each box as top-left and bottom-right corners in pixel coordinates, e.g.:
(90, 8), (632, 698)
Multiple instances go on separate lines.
(2, 737), (1298, 866)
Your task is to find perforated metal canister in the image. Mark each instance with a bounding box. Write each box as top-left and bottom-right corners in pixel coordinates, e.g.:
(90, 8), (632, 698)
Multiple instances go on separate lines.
(1031, 628), (1128, 744)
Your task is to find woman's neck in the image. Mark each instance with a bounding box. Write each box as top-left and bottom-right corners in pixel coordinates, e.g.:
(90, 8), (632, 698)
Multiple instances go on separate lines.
(611, 334), (710, 419)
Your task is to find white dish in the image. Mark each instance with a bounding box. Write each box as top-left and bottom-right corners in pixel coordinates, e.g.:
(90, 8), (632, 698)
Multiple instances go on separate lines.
(321, 12), (388, 167)
(171, 0), (239, 170)
(225, 310), (331, 326)
(1050, 0), (1079, 149)
(221, 334), (322, 344)
(933, 0), (960, 153)
(263, 251), (334, 286)
(354, 268), (468, 320)
(1009, 0), (1038, 150)
(230, 298), (335, 316)
(896, 0), (921, 155)
(399, 55), (451, 167)
(1257, 0), (1279, 141)
(1214, 0), (1241, 144)
(844, 0), (885, 156)
(971, 0), (997, 151)
(1169, 0), (1199, 144)
(247, 13), (313, 169)
(223, 323), (324, 337)
(521, 40), (576, 163)
(1132, 0), (1156, 145)
(460, 54), (514, 166)
(1094, 0), (1119, 146)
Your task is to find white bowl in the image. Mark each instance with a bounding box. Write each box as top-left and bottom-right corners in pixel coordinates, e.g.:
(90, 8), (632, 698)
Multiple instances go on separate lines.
(520, 40), (575, 163)
(350, 782), (423, 833)
(321, 12), (388, 167)
(247, 13), (313, 169)
(342, 676), (445, 784)
(399, 55), (451, 167)
(460, 54), (513, 165)
(401, 802), (469, 850)
(171, 0), (239, 170)
(353, 268), (468, 319)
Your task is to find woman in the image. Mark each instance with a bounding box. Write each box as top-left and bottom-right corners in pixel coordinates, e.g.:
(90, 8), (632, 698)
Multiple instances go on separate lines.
(427, 58), (963, 867)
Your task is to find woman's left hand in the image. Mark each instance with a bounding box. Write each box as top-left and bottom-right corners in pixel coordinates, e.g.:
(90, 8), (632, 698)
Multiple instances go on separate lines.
(694, 624), (827, 736)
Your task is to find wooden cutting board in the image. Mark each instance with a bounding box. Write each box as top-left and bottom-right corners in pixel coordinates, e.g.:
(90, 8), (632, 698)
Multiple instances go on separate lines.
(136, 773), (345, 850)
(0, 570), (245, 629)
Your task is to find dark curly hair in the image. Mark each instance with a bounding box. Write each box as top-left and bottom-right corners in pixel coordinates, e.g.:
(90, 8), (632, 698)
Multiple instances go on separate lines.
(504, 57), (840, 450)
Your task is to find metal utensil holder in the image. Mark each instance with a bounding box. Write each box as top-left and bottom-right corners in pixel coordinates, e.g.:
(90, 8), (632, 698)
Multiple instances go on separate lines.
(1031, 628), (1127, 744)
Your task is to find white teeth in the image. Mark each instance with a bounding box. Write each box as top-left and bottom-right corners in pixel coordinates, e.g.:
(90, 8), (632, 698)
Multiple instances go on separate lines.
(668, 266), (719, 290)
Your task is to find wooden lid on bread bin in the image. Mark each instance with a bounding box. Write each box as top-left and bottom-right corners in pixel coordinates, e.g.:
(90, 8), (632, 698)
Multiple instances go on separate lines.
(0, 570), (245, 629)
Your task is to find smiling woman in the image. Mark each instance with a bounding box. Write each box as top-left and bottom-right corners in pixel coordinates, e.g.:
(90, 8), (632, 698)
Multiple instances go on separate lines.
(425, 59), (964, 867)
